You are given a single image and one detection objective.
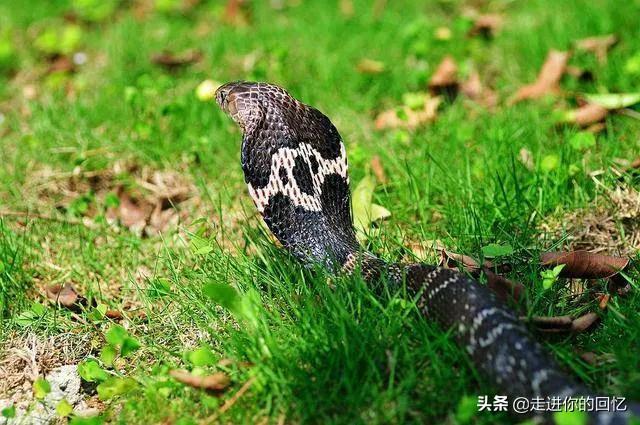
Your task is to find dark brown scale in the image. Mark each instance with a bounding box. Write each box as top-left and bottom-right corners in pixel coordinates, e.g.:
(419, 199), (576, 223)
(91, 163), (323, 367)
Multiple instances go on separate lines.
(292, 156), (315, 195)
(215, 81), (640, 424)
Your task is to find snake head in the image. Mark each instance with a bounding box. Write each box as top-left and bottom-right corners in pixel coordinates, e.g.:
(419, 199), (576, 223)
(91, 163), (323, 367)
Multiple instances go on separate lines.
(215, 81), (299, 134)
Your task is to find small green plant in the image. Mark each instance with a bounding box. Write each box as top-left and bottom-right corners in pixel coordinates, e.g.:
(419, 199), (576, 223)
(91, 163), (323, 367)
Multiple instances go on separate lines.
(33, 377), (51, 399)
(542, 264), (566, 290)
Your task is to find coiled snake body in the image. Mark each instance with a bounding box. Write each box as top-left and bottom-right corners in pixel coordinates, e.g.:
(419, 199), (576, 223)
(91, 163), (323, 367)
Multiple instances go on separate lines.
(215, 81), (638, 424)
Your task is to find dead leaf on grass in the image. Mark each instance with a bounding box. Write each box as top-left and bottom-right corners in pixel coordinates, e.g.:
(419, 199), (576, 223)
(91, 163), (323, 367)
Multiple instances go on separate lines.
(46, 283), (80, 308)
(571, 312), (600, 332)
(374, 96), (441, 130)
(428, 56), (458, 96)
(525, 312), (599, 333)
(440, 250), (493, 271)
(525, 315), (573, 331)
(223, 0), (250, 26)
(519, 148), (534, 170)
(107, 190), (154, 233)
(469, 14), (503, 38)
(47, 56), (75, 75)
(370, 155), (387, 184)
(484, 268), (525, 303)
(151, 49), (203, 70)
(356, 58), (385, 74)
(509, 50), (570, 104)
(560, 103), (608, 127)
(540, 250), (629, 279)
(575, 34), (617, 63)
(460, 70), (498, 108)
(169, 370), (230, 391)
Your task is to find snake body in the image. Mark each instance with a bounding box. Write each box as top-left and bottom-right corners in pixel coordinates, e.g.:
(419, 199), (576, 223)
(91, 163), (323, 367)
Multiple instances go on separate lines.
(215, 81), (638, 424)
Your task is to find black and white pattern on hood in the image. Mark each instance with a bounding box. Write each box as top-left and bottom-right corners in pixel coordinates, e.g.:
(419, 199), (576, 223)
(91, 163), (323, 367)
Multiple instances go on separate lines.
(215, 81), (640, 425)
(247, 142), (348, 213)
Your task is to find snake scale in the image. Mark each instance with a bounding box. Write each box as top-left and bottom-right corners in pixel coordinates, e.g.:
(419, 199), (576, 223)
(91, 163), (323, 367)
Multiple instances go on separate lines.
(214, 81), (639, 424)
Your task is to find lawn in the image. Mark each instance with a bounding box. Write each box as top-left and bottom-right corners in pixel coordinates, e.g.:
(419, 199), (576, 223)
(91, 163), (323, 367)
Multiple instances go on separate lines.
(1, 0), (639, 423)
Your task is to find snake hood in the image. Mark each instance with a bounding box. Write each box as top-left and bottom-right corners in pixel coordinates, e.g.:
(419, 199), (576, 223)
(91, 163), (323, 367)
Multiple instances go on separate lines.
(216, 81), (360, 268)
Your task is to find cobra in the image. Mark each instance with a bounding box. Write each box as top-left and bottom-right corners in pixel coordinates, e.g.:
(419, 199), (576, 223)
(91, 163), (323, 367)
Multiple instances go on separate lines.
(215, 81), (639, 424)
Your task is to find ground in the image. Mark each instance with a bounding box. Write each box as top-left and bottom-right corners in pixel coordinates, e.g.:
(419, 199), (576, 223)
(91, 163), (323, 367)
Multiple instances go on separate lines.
(0, 0), (639, 424)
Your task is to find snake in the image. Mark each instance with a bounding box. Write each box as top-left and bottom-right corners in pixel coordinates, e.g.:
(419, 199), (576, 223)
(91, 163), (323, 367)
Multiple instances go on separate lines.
(214, 81), (639, 424)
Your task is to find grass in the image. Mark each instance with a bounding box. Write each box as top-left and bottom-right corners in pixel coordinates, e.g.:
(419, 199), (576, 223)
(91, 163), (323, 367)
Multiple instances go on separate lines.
(1, 0), (639, 423)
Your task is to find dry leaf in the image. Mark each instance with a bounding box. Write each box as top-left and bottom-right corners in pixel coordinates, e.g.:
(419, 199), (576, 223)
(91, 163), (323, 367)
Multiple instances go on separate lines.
(571, 312), (600, 332)
(46, 283), (79, 307)
(519, 148), (534, 170)
(598, 293), (610, 310)
(509, 50), (570, 104)
(540, 250), (629, 279)
(107, 191), (154, 233)
(47, 56), (75, 75)
(370, 155), (387, 184)
(460, 70), (498, 107)
(169, 370), (230, 391)
(525, 315), (573, 331)
(484, 268), (525, 303)
(440, 250), (493, 271)
(223, 0), (250, 26)
(469, 14), (503, 38)
(105, 310), (124, 320)
(374, 96), (441, 130)
(428, 56), (458, 95)
(151, 50), (202, 70)
(579, 351), (598, 365)
(356, 58), (385, 74)
(586, 122), (606, 133)
(562, 103), (609, 127)
(575, 34), (617, 63)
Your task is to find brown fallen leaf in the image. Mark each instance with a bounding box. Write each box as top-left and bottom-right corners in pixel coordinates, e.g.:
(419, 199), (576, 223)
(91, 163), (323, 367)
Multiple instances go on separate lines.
(169, 370), (230, 391)
(441, 250), (483, 271)
(47, 56), (75, 75)
(562, 103), (608, 127)
(575, 34), (617, 63)
(105, 310), (124, 320)
(586, 122), (606, 134)
(571, 312), (600, 332)
(598, 293), (610, 310)
(524, 315), (573, 331)
(579, 351), (598, 365)
(428, 56), (458, 96)
(484, 268), (525, 303)
(46, 283), (79, 308)
(509, 50), (570, 104)
(460, 70), (498, 108)
(374, 96), (441, 130)
(223, 0), (250, 26)
(370, 155), (387, 184)
(540, 250), (630, 279)
(356, 58), (385, 74)
(469, 14), (503, 38)
(107, 191), (154, 233)
(151, 50), (202, 70)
